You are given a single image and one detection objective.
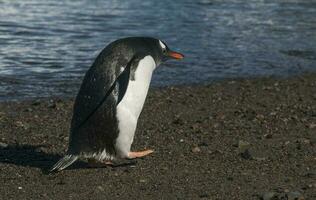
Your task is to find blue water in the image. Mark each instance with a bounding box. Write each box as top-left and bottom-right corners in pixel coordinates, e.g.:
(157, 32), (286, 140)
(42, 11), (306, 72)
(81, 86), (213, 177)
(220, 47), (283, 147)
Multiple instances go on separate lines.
(0, 0), (316, 100)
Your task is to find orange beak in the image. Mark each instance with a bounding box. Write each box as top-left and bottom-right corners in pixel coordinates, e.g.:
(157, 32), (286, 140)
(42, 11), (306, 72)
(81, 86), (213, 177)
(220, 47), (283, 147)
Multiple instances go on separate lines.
(168, 51), (184, 60)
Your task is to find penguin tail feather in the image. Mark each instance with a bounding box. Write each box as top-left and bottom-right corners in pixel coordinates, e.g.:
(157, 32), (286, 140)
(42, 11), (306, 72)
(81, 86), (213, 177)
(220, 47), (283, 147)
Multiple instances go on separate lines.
(50, 154), (78, 172)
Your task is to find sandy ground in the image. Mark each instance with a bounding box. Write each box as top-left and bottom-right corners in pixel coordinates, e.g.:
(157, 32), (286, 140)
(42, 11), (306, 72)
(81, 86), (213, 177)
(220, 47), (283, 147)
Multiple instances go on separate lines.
(0, 74), (315, 200)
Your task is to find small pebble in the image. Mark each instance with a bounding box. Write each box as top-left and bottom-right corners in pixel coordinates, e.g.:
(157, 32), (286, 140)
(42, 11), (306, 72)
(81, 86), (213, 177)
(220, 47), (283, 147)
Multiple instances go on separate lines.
(287, 191), (304, 200)
(47, 103), (56, 109)
(18, 187), (22, 190)
(261, 192), (276, 200)
(308, 123), (316, 129)
(301, 139), (311, 145)
(199, 193), (209, 198)
(237, 140), (253, 159)
(192, 146), (201, 153)
(238, 140), (250, 149)
(256, 114), (265, 120)
(24, 108), (33, 112)
(240, 149), (253, 160)
(0, 142), (8, 148)
(97, 186), (104, 192)
(254, 157), (266, 161)
(284, 141), (290, 145)
(284, 177), (291, 182)
(31, 100), (41, 106)
(264, 133), (272, 139)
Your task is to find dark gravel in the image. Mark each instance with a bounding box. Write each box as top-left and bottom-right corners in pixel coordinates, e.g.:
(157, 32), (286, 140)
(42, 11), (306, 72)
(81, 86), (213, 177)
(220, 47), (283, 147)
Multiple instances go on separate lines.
(0, 74), (315, 199)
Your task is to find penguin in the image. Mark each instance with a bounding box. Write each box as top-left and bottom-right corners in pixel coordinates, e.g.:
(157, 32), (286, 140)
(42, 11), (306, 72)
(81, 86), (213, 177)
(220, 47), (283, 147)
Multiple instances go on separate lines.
(51, 37), (184, 172)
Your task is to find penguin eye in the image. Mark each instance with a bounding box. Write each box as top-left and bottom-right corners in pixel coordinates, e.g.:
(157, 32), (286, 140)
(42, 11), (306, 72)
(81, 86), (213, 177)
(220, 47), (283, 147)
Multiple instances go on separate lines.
(159, 40), (167, 54)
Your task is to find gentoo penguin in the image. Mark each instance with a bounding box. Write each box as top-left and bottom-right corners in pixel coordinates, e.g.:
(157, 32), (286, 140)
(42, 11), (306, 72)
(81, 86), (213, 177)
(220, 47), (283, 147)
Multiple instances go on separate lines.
(51, 37), (184, 172)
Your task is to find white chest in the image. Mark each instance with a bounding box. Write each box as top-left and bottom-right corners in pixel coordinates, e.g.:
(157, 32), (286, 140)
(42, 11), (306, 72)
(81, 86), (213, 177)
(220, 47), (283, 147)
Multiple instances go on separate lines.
(114, 55), (156, 157)
(117, 55), (156, 121)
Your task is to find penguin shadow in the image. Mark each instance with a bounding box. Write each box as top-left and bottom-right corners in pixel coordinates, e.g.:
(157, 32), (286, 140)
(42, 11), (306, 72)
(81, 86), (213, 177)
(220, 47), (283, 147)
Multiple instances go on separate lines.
(0, 143), (78, 173)
(0, 143), (137, 174)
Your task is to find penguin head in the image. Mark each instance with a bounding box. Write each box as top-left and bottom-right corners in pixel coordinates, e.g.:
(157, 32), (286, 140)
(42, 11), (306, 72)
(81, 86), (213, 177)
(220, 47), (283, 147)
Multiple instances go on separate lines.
(121, 37), (184, 65)
(154, 39), (184, 64)
(140, 38), (183, 65)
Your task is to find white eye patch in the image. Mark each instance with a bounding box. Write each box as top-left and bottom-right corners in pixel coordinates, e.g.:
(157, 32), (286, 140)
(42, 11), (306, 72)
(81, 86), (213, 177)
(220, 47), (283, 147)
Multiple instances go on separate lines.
(159, 40), (166, 49)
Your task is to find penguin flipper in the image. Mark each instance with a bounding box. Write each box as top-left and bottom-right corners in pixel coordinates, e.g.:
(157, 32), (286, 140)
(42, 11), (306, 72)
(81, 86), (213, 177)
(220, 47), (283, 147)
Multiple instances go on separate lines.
(116, 54), (145, 104)
(50, 155), (78, 172)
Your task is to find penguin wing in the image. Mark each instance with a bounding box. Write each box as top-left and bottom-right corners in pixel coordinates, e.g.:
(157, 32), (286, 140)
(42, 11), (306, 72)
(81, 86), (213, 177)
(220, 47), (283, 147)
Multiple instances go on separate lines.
(71, 54), (145, 132)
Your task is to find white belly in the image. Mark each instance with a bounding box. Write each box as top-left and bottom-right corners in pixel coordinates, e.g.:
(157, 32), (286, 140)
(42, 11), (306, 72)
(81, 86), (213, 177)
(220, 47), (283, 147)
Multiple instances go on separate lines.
(115, 56), (156, 158)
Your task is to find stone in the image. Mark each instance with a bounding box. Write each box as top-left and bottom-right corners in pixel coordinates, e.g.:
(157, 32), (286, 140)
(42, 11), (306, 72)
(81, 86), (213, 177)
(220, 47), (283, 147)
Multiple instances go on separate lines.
(0, 142), (8, 148)
(287, 191), (304, 200)
(264, 133), (273, 139)
(238, 140), (253, 160)
(192, 146), (201, 153)
(238, 140), (250, 149)
(261, 192), (276, 200)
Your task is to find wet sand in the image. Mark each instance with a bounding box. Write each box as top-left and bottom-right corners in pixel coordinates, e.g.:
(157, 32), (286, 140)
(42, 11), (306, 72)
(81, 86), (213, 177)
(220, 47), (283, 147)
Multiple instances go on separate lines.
(0, 74), (315, 199)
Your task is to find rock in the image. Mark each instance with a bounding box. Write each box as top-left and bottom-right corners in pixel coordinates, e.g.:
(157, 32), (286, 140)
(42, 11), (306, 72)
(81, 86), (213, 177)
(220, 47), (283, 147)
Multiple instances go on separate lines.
(253, 156), (266, 161)
(15, 121), (30, 129)
(24, 107), (33, 112)
(199, 193), (209, 198)
(192, 146), (201, 153)
(302, 172), (315, 178)
(47, 103), (56, 109)
(237, 140), (253, 159)
(286, 191), (304, 200)
(0, 112), (5, 120)
(263, 86), (272, 90)
(0, 142), (8, 148)
(261, 192), (276, 200)
(240, 149), (253, 160)
(199, 142), (208, 147)
(301, 139), (311, 145)
(264, 133), (273, 139)
(238, 140), (250, 149)
(97, 186), (105, 192)
(31, 100), (41, 106)
(284, 141), (291, 146)
(208, 116), (214, 120)
(307, 184), (312, 188)
(47, 100), (58, 109)
(308, 123), (316, 129)
(307, 183), (315, 188)
(139, 179), (146, 183)
(256, 114), (265, 120)
(284, 177), (292, 183)
(172, 115), (184, 125)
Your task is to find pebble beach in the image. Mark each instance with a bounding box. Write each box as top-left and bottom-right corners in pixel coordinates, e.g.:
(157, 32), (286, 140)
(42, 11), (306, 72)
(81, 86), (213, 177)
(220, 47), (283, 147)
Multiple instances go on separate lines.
(0, 73), (315, 199)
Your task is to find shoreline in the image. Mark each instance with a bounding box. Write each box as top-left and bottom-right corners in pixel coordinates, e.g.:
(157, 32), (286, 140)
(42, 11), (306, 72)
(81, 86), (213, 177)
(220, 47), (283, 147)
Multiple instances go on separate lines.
(2, 71), (316, 103)
(0, 73), (315, 199)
